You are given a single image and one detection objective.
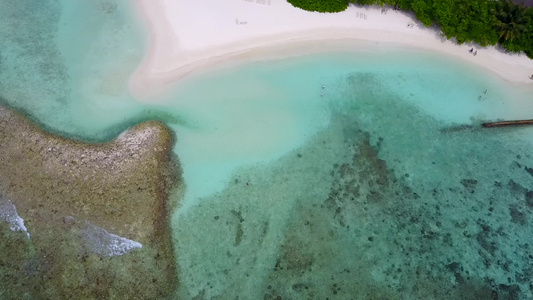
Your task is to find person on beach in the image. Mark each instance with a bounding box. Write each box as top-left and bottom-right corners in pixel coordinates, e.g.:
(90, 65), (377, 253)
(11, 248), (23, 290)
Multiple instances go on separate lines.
(469, 48), (473, 53)
(473, 50), (477, 56)
(529, 74), (533, 80)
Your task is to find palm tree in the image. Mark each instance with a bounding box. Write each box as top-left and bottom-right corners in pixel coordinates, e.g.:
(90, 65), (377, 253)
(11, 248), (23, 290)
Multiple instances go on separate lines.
(491, 0), (531, 42)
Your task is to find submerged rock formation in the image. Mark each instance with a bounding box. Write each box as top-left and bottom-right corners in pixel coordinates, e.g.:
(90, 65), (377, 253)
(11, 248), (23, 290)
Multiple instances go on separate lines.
(0, 105), (181, 299)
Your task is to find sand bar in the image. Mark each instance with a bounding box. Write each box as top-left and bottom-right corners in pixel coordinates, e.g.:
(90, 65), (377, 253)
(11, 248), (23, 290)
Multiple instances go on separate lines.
(130, 0), (533, 98)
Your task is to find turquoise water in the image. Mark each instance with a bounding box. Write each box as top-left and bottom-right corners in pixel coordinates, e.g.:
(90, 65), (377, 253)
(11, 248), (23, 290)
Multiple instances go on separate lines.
(167, 52), (533, 299)
(0, 0), (159, 141)
(2, 1), (533, 299)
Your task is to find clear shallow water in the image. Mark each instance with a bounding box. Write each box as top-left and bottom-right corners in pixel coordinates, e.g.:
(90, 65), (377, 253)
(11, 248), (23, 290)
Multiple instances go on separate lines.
(0, 0), (150, 141)
(167, 53), (533, 299)
(2, 1), (533, 299)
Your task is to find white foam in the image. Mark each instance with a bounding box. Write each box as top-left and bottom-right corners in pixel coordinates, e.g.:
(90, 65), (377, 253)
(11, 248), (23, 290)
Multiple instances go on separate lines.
(81, 221), (142, 257)
(0, 198), (30, 238)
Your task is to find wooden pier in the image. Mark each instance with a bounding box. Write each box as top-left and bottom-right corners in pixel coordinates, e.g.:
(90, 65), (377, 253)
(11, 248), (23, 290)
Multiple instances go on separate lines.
(481, 119), (533, 128)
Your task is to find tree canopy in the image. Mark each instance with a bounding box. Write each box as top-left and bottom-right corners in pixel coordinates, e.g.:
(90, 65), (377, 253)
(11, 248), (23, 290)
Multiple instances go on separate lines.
(286, 0), (533, 58)
(287, 0), (350, 12)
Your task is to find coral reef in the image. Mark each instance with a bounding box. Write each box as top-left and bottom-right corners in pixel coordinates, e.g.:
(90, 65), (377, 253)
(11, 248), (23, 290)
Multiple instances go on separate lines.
(0, 105), (181, 299)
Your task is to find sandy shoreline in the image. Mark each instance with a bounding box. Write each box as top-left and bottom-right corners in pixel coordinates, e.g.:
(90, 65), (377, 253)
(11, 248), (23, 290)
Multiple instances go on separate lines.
(130, 0), (533, 99)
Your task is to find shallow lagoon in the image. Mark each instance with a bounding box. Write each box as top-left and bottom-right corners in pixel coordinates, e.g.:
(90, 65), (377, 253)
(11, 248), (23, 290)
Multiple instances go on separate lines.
(1, 0), (533, 299)
(165, 51), (533, 299)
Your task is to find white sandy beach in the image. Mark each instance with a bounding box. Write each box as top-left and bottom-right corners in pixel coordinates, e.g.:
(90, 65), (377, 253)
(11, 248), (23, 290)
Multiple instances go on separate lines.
(130, 0), (533, 98)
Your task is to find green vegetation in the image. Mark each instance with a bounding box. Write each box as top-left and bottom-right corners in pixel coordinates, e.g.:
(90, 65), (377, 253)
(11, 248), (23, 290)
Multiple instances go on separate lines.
(287, 0), (350, 13)
(287, 0), (533, 58)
